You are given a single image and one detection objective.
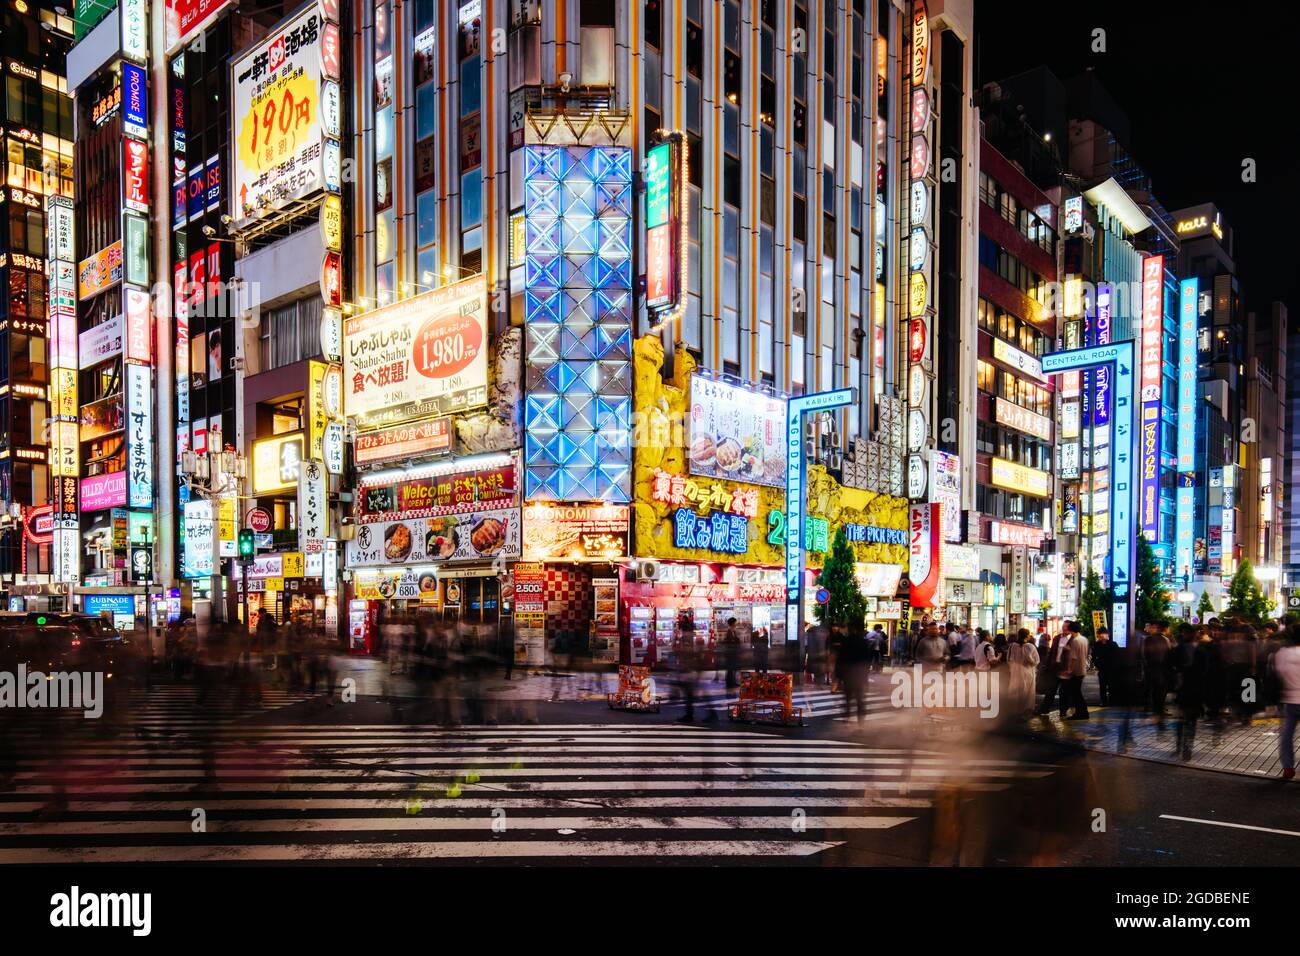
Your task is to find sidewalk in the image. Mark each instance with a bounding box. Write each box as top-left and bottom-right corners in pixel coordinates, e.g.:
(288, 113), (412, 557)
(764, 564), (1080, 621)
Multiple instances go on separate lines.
(1029, 676), (1289, 779)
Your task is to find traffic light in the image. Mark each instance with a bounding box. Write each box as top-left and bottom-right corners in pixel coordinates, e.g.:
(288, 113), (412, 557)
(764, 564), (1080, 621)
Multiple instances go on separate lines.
(238, 528), (255, 560)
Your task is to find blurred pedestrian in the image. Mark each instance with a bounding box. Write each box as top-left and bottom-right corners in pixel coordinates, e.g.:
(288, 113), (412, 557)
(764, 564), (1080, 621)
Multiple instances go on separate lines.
(993, 631), (1008, 663)
(1204, 620), (1227, 721)
(1222, 625), (1259, 725)
(1006, 628), (1039, 718)
(1270, 626), (1300, 780)
(1058, 621), (1090, 719)
(751, 624), (769, 674)
(1035, 628), (1071, 717)
(1141, 621), (1173, 728)
(1169, 623), (1209, 761)
(836, 623), (871, 723)
(1090, 626), (1119, 706)
(915, 622), (948, 671)
(674, 613), (704, 723)
(721, 617), (742, 689)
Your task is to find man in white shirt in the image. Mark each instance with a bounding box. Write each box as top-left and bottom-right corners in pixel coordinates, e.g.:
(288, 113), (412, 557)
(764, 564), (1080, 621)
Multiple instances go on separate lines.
(1059, 621), (1091, 719)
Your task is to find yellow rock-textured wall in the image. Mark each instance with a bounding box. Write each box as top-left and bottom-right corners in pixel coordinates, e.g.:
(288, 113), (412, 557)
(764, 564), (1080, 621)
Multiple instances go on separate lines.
(631, 334), (907, 568)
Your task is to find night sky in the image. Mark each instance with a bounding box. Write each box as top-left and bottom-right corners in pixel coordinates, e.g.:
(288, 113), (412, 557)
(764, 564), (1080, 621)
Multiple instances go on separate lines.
(975, 0), (1300, 326)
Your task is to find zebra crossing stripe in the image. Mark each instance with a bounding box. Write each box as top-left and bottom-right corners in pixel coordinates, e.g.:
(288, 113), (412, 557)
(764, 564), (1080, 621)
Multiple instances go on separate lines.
(0, 839), (845, 864)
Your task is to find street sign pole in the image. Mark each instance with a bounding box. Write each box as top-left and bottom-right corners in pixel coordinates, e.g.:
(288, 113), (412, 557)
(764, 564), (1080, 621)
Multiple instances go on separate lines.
(785, 388), (856, 659)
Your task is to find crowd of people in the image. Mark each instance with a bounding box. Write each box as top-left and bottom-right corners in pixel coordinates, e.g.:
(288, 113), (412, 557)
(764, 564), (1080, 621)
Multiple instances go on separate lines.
(885, 614), (1300, 776)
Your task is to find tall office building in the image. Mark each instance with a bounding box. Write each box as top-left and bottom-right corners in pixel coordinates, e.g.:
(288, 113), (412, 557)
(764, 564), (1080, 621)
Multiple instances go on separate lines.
(0, 0), (74, 605)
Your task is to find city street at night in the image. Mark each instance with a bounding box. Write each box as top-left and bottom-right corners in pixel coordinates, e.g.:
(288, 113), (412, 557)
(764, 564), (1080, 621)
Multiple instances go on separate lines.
(0, 0), (1298, 940)
(1, 663), (1295, 866)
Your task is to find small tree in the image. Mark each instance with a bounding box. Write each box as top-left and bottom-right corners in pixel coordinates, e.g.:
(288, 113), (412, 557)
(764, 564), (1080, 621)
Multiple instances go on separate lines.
(814, 527), (866, 631)
(1224, 559), (1274, 628)
(1077, 564), (1112, 641)
(1134, 535), (1171, 631)
(1196, 591), (1215, 621)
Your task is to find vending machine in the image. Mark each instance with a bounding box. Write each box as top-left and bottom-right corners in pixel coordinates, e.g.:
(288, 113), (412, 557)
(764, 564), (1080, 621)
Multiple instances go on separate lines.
(348, 600), (376, 654)
(627, 606), (652, 664)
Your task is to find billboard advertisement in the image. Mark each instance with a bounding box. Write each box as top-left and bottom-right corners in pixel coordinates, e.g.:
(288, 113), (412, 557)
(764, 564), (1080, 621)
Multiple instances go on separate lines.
(930, 450), (961, 543)
(342, 278), (488, 427)
(126, 363), (154, 509)
(522, 504), (630, 561)
(79, 315), (124, 369)
(354, 418), (452, 465)
(166, 0), (234, 52)
(252, 432), (304, 494)
(77, 241), (123, 300)
(81, 471), (128, 512)
(230, 4), (325, 227)
(346, 507), (522, 568)
(687, 375), (787, 489)
(908, 502), (941, 609)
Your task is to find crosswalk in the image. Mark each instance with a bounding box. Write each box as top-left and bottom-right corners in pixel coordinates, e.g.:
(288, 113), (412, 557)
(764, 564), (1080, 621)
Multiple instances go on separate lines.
(0, 686), (1059, 863)
(700, 687), (897, 723)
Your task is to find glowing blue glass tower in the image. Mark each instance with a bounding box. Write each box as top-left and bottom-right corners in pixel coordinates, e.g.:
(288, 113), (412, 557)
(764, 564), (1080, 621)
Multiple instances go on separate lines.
(522, 139), (633, 503)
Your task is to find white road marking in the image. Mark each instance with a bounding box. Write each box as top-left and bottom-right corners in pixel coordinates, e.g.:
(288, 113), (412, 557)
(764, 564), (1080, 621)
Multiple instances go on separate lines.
(1158, 814), (1300, 839)
(0, 814), (913, 836)
(0, 838), (844, 864)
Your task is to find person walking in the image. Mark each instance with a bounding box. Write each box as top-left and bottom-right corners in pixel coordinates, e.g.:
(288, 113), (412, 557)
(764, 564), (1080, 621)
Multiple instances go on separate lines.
(1053, 622), (1090, 719)
(1270, 626), (1300, 780)
(915, 623), (948, 671)
(1169, 623), (1209, 761)
(836, 624), (872, 723)
(974, 630), (997, 671)
(751, 623), (769, 674)
(1090, 626), (1119, 706)
(1035, 628), (1071, 717)
(1006, 628), (1039, 718)
(1222, 625), (1259, 725)
(721, 617), (742, 689)
(674, 612), (704, 723)
(1141, 621), (1173, 728)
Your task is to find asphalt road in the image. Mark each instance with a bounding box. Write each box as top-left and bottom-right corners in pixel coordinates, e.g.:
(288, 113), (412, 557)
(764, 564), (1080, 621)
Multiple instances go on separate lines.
(0, 674), (1294, 866)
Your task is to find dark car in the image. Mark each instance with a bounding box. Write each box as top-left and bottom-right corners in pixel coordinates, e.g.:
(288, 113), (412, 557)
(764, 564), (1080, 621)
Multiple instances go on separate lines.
(0, 612), (131, 677)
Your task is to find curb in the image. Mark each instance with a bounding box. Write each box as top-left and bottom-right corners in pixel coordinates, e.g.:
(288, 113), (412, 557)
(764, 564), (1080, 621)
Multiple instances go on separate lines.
(1026, 715), (1288, 783)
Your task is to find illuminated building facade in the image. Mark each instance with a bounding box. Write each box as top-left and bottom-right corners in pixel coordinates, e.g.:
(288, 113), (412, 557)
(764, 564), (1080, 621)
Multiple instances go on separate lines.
(0, 0), (74, 604)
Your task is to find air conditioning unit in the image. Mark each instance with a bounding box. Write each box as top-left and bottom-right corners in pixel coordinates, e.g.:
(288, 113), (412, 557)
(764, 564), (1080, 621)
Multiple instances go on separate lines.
(636, 559), (659, 582)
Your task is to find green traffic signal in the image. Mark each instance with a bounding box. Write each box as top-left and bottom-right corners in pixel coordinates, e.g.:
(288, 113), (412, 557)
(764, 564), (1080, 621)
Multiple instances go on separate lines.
(238, 529), (255, 559)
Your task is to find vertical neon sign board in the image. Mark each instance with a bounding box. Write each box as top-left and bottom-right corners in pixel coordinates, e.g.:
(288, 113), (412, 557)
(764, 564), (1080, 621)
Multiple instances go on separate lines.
(1042, 341), (1136, 646)
(1175, 277), (1198, 576)
(786, 388), (855, 641)
(1177, 278), (1198, 471)
(1092, 286), (1112, 427)
(1139, 256), (1164, 541)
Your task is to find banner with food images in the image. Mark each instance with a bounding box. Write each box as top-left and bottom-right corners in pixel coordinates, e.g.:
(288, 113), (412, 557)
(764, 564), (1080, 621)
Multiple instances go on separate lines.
(688, 375), (787, 489)
(344, 506), (520, 567)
